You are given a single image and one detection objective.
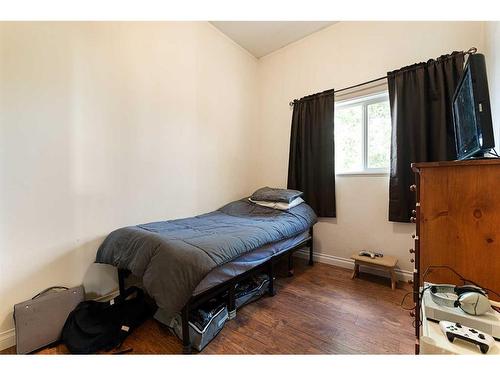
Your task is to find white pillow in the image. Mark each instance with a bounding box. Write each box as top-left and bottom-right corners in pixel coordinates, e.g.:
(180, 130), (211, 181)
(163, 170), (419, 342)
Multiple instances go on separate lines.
(249, 197), (304, 211)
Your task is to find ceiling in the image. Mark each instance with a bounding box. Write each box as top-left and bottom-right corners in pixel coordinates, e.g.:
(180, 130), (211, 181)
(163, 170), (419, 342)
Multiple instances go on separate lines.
(210, 21), (337, 58)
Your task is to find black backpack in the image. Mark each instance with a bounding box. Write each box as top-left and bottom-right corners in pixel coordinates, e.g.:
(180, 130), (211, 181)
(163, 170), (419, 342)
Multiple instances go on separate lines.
(61, 287), (152, 354)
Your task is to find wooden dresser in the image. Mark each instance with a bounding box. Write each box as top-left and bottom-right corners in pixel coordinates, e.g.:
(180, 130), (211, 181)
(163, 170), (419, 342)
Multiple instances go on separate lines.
(410, 159), (500, 354)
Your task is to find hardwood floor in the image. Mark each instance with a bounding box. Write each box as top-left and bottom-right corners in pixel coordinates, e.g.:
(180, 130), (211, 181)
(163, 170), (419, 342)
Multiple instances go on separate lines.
(1, 259), (415, 354)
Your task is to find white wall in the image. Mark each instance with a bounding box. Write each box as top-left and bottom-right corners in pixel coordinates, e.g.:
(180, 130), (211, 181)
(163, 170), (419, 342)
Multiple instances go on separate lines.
(0, 22), (258, 342)
(256, 22), (486, 276)
(484, 22), (500, 144)
(1, 21), (497, 350)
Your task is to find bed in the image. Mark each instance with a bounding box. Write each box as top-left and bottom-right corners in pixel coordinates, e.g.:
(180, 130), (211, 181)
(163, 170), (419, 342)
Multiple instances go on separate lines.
(95, 196), (317, 352)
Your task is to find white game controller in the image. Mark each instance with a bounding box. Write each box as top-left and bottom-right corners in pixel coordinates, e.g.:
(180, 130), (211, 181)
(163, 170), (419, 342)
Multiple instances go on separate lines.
(439, 320), (495, 354)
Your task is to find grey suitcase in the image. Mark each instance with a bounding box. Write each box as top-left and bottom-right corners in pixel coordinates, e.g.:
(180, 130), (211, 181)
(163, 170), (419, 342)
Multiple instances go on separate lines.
(13, 286), (84, 354)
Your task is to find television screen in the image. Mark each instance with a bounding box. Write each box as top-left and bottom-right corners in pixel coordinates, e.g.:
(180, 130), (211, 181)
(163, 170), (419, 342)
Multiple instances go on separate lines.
(452, 53), (494, 160)
(453, 69), (479, 157)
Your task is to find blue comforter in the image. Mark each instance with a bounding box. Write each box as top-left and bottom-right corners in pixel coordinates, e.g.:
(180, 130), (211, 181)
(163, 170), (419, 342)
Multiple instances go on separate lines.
(96, 198), (317, 319)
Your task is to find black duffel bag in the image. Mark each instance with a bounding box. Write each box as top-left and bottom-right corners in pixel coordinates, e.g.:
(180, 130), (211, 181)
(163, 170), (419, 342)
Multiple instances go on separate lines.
(61, 286), (152, 354)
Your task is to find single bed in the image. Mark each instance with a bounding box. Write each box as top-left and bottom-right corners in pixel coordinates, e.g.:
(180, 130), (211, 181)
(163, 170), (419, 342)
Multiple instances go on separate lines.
(95, 196), (317, 352)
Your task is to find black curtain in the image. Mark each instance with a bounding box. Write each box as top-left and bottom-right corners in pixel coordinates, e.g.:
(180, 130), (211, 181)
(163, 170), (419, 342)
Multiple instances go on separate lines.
(287, 89), (336, 217)
(388, 52), (465, 222)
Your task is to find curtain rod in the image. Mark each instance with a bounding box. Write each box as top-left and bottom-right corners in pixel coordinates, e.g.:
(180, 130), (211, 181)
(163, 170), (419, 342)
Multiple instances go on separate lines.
(289, 47), (477, 107)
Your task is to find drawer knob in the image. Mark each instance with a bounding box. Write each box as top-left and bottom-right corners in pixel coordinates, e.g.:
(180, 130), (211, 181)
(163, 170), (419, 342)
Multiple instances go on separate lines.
(410, 184), (417, 192)
(409, 248), (415, 254)
(410, 216), (416, 223)
(412, 234), (416, 239)
(412, 209), (417, 216)
(410, 258), (415, 263)
(410, 311), (415, 317)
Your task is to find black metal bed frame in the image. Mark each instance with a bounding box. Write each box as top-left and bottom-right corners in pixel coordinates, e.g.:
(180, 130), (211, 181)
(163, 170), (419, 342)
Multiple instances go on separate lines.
(117, 226), (314, 354)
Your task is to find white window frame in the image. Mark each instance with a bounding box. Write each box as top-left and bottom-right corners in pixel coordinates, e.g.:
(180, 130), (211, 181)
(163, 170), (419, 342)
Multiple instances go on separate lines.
(335, 91), (390, 176)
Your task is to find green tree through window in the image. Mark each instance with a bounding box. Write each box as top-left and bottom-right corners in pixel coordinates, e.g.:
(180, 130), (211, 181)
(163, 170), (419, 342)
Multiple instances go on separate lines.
(334, 92), (391, 174)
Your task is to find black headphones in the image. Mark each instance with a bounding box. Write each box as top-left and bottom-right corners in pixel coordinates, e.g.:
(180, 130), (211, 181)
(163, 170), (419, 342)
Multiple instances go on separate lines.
(430, 284), (491, 316)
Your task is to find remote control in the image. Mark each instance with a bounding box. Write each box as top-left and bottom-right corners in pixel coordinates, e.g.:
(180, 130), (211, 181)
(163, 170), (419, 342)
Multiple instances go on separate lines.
(439, 320), (495, 354)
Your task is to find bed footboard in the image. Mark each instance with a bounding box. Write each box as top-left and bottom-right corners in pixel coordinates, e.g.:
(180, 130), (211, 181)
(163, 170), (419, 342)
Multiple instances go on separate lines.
(181, 305), (191, 354)
(267, 260), (276, 296)
(117, 269), (131, 296)
(308, 226), (314, 266)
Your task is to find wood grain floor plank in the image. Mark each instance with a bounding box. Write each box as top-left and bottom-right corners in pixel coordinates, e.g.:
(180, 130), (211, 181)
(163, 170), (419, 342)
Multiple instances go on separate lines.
(0, 259), (414, 355)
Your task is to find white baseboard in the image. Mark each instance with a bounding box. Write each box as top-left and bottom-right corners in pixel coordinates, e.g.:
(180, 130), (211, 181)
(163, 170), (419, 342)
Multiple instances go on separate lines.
(294, 249), (413, 282)
(0, 329), (15, 352)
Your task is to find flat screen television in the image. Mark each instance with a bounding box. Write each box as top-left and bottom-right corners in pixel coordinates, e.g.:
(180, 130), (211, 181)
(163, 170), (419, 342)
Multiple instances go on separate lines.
(452, 53), (495, 160)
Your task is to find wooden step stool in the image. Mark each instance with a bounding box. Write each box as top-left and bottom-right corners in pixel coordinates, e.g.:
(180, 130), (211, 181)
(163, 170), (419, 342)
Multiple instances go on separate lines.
(350, 253), (398, 290)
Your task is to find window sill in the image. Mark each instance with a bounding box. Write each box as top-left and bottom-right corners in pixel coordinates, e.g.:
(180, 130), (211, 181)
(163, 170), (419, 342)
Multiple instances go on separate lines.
(336, 171), (389, 177)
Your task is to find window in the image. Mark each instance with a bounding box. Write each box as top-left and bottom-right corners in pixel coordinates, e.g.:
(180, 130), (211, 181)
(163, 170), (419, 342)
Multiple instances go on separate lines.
(335, 92), (391, 175)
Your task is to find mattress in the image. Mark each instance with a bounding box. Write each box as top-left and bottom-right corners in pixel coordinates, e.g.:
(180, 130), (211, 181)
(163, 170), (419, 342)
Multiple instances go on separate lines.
(192, 230), (310, 295)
